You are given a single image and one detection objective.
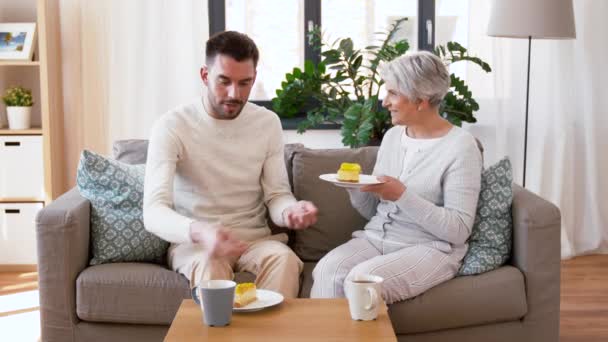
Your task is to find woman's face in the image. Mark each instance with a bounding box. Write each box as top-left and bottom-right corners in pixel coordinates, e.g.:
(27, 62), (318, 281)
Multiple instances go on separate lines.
(381, 82), (421, 126)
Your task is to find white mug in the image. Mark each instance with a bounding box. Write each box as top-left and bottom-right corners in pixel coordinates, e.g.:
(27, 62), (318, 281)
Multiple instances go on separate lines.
(344, 274), (384, 321)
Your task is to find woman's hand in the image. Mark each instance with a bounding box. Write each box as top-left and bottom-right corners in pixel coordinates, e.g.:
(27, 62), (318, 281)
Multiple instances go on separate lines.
(360, 175), (406, 201)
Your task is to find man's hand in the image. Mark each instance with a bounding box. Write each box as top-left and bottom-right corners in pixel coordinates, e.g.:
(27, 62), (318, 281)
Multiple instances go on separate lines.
(360, 175), (406, 201)
(283, 201), (319, 230)
(189, 222), (248, 258)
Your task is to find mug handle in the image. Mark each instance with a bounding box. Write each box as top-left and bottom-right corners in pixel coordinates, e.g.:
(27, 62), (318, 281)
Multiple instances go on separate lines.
(365, 287), (378, 311)
(191, 287), (201, 305)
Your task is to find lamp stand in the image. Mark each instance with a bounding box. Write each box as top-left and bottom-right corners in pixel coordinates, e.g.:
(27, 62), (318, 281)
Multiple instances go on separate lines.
(523, 36), (531, 188)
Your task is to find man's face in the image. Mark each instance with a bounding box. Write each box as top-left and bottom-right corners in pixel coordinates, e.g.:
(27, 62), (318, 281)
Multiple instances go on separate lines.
(200, 54), (256, 120)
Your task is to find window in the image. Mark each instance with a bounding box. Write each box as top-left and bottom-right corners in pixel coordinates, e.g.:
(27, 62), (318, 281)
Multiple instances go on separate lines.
(435, 0), (470, 81)
(208, 0), (436, 106)
(225, 0), (305, 101)
(321, 0), (419, 54)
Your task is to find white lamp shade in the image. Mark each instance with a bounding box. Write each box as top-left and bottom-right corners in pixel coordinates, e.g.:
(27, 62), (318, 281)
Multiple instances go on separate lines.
(487, 0), (576, 39)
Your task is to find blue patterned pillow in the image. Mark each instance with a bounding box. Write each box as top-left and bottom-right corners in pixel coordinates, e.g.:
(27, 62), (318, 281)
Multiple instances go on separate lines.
(458, 157), (513, 276)
(77, 150), (169, 265)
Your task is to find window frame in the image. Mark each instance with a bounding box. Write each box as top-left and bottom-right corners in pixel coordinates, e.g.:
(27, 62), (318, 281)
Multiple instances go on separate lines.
(207, 0), (435, 129)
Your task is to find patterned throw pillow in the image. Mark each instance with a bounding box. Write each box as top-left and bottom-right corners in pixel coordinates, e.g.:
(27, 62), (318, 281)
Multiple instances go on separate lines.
(458, 157), (513, 276)
(76, 150), (169, 265)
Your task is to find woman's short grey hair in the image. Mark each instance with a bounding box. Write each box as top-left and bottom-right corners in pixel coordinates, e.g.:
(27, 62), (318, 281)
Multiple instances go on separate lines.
(379, 51), (450, 107)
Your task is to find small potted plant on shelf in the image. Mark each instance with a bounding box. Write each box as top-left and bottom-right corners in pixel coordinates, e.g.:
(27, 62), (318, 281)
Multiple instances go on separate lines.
(2, 85), (34, 129)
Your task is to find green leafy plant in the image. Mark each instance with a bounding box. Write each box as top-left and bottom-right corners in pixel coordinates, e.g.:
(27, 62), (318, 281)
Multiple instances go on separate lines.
(434, 42), (491, 126)
(2, 86), (34, 107)
(272, 18), (491, 148)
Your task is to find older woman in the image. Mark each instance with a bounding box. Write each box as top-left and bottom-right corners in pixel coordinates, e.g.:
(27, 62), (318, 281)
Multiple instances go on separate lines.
(310, 51), (482, 304)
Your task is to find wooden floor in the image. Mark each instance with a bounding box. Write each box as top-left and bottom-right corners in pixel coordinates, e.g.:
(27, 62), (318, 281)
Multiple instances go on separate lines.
(560, 255), (608, 342)
(0, 255), (607, 341)
(0, 271), (38, 297)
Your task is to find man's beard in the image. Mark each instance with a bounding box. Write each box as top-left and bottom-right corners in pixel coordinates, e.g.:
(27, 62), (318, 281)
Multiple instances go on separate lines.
(211, 98), (244, 119)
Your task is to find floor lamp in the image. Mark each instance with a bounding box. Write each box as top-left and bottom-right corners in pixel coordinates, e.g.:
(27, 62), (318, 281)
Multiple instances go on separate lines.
(487, 0), (576, 188)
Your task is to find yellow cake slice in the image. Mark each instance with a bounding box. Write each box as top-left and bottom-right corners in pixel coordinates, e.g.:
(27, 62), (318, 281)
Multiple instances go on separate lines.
(337, 162), (361, 182)
(234, 282), (257, 308)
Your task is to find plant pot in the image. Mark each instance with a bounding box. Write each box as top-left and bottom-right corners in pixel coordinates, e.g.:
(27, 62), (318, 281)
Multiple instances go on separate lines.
(6, 106), (32, 130)
(365, 136), (383, 147)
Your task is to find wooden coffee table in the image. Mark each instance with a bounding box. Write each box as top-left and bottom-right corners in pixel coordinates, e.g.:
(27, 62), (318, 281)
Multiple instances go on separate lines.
(164, 298), (397, 341)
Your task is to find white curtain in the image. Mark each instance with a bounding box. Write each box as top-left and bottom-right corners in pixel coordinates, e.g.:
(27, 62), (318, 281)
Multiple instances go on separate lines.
(106, 0), (208, 147)
(465, 0), (608, 258)
(58, 0), (208, 186)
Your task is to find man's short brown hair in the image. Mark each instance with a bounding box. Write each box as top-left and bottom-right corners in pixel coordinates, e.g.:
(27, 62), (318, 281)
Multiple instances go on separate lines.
(206, 31), (259, 67)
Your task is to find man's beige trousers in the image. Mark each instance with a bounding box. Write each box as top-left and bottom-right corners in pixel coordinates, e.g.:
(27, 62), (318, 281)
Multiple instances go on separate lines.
(169, 235), (303, 298)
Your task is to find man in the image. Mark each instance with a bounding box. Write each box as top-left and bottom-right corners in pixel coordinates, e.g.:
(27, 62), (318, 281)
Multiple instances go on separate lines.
(143, 31), (318, 298)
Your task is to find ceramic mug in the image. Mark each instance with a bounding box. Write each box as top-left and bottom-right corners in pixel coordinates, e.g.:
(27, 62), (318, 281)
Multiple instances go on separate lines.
(191, 280), (236, 327)
(344, 274), (384, 321)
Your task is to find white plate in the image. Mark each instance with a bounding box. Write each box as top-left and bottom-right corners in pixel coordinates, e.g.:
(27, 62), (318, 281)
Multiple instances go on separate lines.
(319, 173), (384, 188)
(233, 289), (284, 313)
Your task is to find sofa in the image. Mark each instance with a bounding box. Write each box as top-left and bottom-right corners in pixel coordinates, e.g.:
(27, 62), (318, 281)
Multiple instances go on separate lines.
(36, 140), (561, 342)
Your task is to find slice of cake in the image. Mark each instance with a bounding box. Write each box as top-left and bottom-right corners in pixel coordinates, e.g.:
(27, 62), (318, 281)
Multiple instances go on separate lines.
(337, 162), (361, 182)
(234, 282), (257, 308)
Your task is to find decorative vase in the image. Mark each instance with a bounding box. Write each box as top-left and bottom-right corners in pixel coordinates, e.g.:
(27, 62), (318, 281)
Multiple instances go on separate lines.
(6, 106), (32, 129)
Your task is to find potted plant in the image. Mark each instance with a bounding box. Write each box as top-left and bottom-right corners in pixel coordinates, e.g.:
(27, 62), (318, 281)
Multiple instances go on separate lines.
(2, 85), (34, 129)
(272, 18), (492, 148)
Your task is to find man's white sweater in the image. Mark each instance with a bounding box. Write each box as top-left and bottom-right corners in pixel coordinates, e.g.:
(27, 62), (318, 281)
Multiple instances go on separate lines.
(143, 98), (296, 244)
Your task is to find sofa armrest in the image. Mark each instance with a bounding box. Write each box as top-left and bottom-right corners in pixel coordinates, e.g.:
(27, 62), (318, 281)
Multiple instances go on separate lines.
(511, 184), (561, 340)
(36, 188), (91, 341)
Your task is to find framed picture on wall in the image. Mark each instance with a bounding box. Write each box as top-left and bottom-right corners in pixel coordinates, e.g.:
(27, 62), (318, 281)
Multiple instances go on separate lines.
(0, 23), (37, 61)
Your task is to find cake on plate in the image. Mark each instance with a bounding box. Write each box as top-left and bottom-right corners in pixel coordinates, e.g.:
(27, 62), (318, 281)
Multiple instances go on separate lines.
(234, 282), (257, 308)
(337, 162), (361, 182)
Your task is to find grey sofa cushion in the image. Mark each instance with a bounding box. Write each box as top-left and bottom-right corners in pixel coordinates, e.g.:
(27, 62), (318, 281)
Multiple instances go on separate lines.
(268, 143), (305, 238)
(299, 263), (526, 334)
(76, 263), (255, 325)
(291, 147), (378, 261)
(388, 266), (527, 334)
(299, 262), (317, 298)
(112, 139), (149, 164)
(76, 263), (190, 325)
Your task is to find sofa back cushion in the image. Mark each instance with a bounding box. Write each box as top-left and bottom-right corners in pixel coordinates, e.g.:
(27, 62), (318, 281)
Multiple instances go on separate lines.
(290, 147), (378, 261)
(77, 150), (169, 265)
(113, 139), (149, 165)
(112, 140), (303, 183)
